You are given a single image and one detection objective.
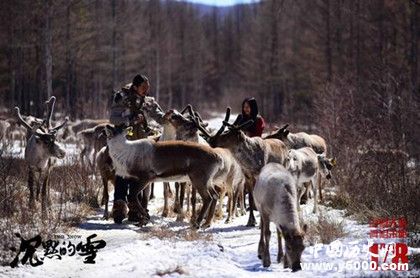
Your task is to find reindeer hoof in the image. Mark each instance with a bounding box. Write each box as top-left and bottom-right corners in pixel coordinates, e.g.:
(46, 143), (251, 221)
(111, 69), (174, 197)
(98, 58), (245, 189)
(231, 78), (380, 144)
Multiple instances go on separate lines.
(162, 209), (169, 218)
(246, 221), (256, 227)
(176, 214), (185, 222)
(137, 218), (149, 227)
(224, 219), (232, 224)
(263, 259), (271, 268)
(201, 223), (211, 229)
(173, 204), (180, 214)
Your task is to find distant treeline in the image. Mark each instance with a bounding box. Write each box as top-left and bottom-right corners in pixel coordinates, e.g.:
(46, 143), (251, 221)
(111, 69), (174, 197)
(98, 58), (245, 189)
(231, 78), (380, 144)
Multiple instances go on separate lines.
(0, 0), (418, 124)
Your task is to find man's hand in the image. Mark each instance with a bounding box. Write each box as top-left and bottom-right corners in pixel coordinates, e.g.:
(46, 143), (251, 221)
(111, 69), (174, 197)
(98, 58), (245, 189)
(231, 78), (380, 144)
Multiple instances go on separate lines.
(132, 114), (145, 125)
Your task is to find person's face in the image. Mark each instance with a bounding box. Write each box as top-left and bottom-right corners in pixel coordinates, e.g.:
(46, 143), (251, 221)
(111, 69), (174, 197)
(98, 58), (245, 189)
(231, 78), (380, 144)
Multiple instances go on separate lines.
(243, 102), (251, 116)
(135, 80), (150, 96)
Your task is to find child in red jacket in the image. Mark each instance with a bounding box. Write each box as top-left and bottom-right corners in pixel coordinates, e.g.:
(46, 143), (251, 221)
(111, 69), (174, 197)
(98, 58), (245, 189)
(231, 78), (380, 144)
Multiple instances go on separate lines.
(233, 97), (265, 137)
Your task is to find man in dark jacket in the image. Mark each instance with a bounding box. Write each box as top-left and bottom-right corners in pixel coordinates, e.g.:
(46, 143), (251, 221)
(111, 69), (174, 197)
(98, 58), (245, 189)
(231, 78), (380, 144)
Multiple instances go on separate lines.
(109, 74), (164, 224)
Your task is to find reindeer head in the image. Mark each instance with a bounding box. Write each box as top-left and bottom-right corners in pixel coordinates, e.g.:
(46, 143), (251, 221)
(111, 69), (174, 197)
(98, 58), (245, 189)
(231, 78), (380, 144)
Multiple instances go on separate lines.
(285, 149), (302, 174)
(104, 124), (124, 139)
(282, 224), (307, 272)
(189, 107), (253, 149)
(317, 155), (336, 179)
(31, 130), (66, 159)
(164, 105), (209, 140)
(265, 124), (290, 140)
(15, 97), (68, 160)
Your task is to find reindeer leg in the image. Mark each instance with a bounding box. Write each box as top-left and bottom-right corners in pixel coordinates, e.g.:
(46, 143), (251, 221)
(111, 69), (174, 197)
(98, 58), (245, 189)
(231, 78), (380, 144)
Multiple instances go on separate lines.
(277, 227), (283, 263)
(215, 186), (225, 219)
(312, 176), (318, 214)
(162, 182), (170, 217)
(201, 187), (219, 229)
(191, 186), (197, 223)
(28, 169), (35, 207)
(102, 176), (109, 219)
(239, 187), (246, 216)
(246, 191), (256, 227)
(318, 173), (323, 202)
(262, 214), (271, 267)
(300, 182), (309, 204)
(35, 171), (41, 202)
(173, 182), (180, 213)
(186, 183), (191, 213)
(226, 190), (234, 223)
(258, 214), (265, 259)
(80, 147), (87, 169)
(193, 185), (212, 230)
(41, 170), (49, 219)
(149, 183), (155, 200)
(176, 182), (186, 222)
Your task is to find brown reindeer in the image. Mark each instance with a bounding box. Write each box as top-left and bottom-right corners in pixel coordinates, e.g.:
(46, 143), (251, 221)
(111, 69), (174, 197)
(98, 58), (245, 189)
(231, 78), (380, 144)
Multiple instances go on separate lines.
(15, 96), (68, 217)
(165, 108), (246, 224)
(104, 125), (240, 229)
(78, 123), (108, 172)
(190, 107), (289, 226)
(96, 146), (115, 219)
(264, 124), (327, 154)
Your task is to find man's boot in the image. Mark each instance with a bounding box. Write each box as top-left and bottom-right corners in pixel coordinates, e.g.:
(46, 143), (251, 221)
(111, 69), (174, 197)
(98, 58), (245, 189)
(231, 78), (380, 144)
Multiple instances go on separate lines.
(111, 200), (128, 224)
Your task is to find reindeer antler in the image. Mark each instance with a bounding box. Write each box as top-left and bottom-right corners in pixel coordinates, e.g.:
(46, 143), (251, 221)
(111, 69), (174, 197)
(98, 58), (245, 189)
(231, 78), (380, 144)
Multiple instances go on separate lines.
(213, 107), (231, 138)
(279, 123), (289, 131)
(50, 117), (69, 133)
(44, 96), (56, 129)
(14, 107), (33, 131)
(191, 112), (212, 138)
(233, 119), (254, 130)
(180, 104), (193, 115)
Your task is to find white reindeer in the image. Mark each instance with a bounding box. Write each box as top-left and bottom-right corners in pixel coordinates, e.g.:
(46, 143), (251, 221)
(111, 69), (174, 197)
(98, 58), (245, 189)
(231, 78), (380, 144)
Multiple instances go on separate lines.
(254, 163), (307, 271)
(285, 147), (335, 213)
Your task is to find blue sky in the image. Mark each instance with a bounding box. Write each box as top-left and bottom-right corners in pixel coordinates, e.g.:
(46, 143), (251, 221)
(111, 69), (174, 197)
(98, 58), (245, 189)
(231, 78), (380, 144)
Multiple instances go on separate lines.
(182, 0), (258, 6)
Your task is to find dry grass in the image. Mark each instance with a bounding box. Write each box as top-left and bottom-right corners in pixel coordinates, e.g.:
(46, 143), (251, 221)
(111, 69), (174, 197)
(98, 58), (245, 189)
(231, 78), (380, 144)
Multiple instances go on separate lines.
(141, 225), (213, 242)
(306, 213), (348, 245)
(0, 146), (102, 266)
(155, 265), (188, 276)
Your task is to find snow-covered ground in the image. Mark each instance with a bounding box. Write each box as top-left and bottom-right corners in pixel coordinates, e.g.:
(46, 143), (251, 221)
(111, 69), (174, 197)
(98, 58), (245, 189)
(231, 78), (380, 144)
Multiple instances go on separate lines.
(1, 114), (418, 277)
(1, 182), (418, 278)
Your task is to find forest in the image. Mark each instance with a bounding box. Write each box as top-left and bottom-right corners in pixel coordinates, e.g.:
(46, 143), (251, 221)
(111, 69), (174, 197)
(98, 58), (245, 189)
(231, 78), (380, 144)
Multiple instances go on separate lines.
(1, 0), (419, 223)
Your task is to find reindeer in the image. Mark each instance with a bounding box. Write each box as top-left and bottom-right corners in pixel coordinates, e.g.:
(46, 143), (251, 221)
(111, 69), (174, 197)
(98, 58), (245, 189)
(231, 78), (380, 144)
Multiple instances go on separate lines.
(190, 107), (289, 226)
(70, 119), (109, 135)
(0, 119), (11, 142)
(15, 96), (68, 217)
(264, 124), (327, 154)
(165, 107), (246, 223)
(96, 146), (115, 219)
(285, 147), (335, 213)
(265, 124), (332, 202)
(78, 123), (108, 172)
(104, 125), (240, 229)
(142, 102), (201, 219)
(254, 163), (307, 270)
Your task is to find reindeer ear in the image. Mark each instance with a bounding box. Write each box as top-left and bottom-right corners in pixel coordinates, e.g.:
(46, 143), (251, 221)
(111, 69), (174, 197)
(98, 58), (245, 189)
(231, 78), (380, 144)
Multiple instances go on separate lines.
(104, 125), (113, 137)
